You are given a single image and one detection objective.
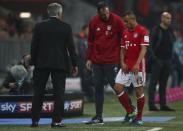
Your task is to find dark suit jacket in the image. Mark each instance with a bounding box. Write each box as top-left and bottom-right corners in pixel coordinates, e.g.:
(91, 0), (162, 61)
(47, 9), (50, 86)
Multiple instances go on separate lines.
(31, 17), (77, 72)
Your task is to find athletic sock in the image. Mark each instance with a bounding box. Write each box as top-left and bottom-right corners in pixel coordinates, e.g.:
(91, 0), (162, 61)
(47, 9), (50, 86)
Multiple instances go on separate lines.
(118, 91), (132, 113)
(136, 94), (145, 120)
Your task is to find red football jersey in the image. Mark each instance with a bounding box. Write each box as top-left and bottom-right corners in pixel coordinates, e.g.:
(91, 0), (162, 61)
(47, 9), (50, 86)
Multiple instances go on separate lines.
(121, 24), (149, 72)
(86, 13), (126, 64)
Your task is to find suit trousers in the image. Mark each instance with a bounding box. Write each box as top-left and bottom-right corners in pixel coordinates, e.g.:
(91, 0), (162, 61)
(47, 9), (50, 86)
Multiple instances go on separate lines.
(31, 68), (66, 122)
(148, 60), (171, 107)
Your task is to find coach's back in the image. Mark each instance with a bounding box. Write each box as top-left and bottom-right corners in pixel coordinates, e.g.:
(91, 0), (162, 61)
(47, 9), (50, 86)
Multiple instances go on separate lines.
(31, 17), (77, 72)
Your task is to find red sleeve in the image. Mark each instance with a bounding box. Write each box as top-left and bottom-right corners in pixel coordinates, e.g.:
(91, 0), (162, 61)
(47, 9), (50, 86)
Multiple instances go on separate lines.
(140, 27), (149, 46)
(121, 31), (126, 48)
(115, 15), (127, 48)
(86, 20), (94, 60)
(118, 18), (127, 35)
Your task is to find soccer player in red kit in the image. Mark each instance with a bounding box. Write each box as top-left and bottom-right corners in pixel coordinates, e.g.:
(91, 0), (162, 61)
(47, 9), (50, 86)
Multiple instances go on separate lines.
(114, 11), (149, 125)
(85, 1), (126, 124)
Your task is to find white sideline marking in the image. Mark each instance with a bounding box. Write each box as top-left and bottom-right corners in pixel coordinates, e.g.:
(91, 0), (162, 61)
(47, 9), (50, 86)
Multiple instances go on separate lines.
(146, 127), (163, 131)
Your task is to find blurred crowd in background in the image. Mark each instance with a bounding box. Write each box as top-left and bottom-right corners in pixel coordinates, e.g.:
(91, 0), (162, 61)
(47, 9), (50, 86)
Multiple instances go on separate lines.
(0, 0), (183, 39)
(0, 0), (183, 99)
(0, 10), (34, 40)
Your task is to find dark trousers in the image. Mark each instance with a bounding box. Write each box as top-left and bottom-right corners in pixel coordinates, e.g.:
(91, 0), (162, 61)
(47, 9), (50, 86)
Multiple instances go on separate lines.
(148, 60), (171, 107)
(92, 64), (119, 117)
(81, 69), (94, 100)
(78, 61), (94, 100)
(31, 68), (66, 122)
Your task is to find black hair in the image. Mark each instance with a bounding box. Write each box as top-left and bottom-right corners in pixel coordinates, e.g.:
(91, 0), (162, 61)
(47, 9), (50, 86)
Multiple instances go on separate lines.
(97, 1), (108, 12)
(121, 10), (136, 18)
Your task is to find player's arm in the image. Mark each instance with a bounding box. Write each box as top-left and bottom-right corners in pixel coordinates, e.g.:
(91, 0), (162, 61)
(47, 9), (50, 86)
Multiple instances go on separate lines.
(132, 45), (147, 74)
(120, 30), (128, 74)
(137, 45), (147, 63)
(120, 47), (125, 65)
(120, 47), (128, 74)
(133, 29), (149, 73)
(86, 22), (94, 70)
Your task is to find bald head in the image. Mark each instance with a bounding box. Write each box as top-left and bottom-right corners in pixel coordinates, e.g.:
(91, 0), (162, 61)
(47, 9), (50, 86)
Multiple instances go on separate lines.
(160, 12), (172, 28)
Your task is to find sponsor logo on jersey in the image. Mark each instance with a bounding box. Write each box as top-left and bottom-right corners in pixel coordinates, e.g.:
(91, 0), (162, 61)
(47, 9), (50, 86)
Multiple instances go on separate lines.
(133, 33), (138, 38)
(107, 25), (112, 30)
(144, 35), (149, 42)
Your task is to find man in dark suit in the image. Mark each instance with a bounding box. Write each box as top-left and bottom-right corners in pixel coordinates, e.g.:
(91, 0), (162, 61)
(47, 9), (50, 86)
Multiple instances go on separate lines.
(148, 12), (175, 111)
(30, 3), (78, 128)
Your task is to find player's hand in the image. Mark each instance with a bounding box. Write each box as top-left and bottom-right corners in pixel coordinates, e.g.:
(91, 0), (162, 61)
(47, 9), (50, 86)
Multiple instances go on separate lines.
(86, 60), (92, 70)
(121, 63), (128, 74)
(132, 63), (139, 75)
(72, 66), (78, 77)
(8, 83), (17, 89)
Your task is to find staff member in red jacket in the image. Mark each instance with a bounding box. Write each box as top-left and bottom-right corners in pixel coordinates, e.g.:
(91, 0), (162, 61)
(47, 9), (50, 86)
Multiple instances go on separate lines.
(85, 1), (126, 124)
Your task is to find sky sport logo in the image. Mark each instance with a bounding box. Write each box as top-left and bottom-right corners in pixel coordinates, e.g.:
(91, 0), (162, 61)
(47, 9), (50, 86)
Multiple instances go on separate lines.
(64, 100), (83, 111)
(0, 102), (17, 113)
(0, 100), (83, 113)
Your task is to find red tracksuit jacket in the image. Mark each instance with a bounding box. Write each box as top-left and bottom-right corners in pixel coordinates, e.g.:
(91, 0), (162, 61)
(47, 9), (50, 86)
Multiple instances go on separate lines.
(86, 13), (126, 64)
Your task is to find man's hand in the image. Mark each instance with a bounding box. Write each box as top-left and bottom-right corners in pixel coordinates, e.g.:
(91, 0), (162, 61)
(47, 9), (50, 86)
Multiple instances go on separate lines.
(86, 60), (92, 70)
(71, 66), (78, 77)
(132, 63), (139, 75)
(121, 63), (128, 74)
